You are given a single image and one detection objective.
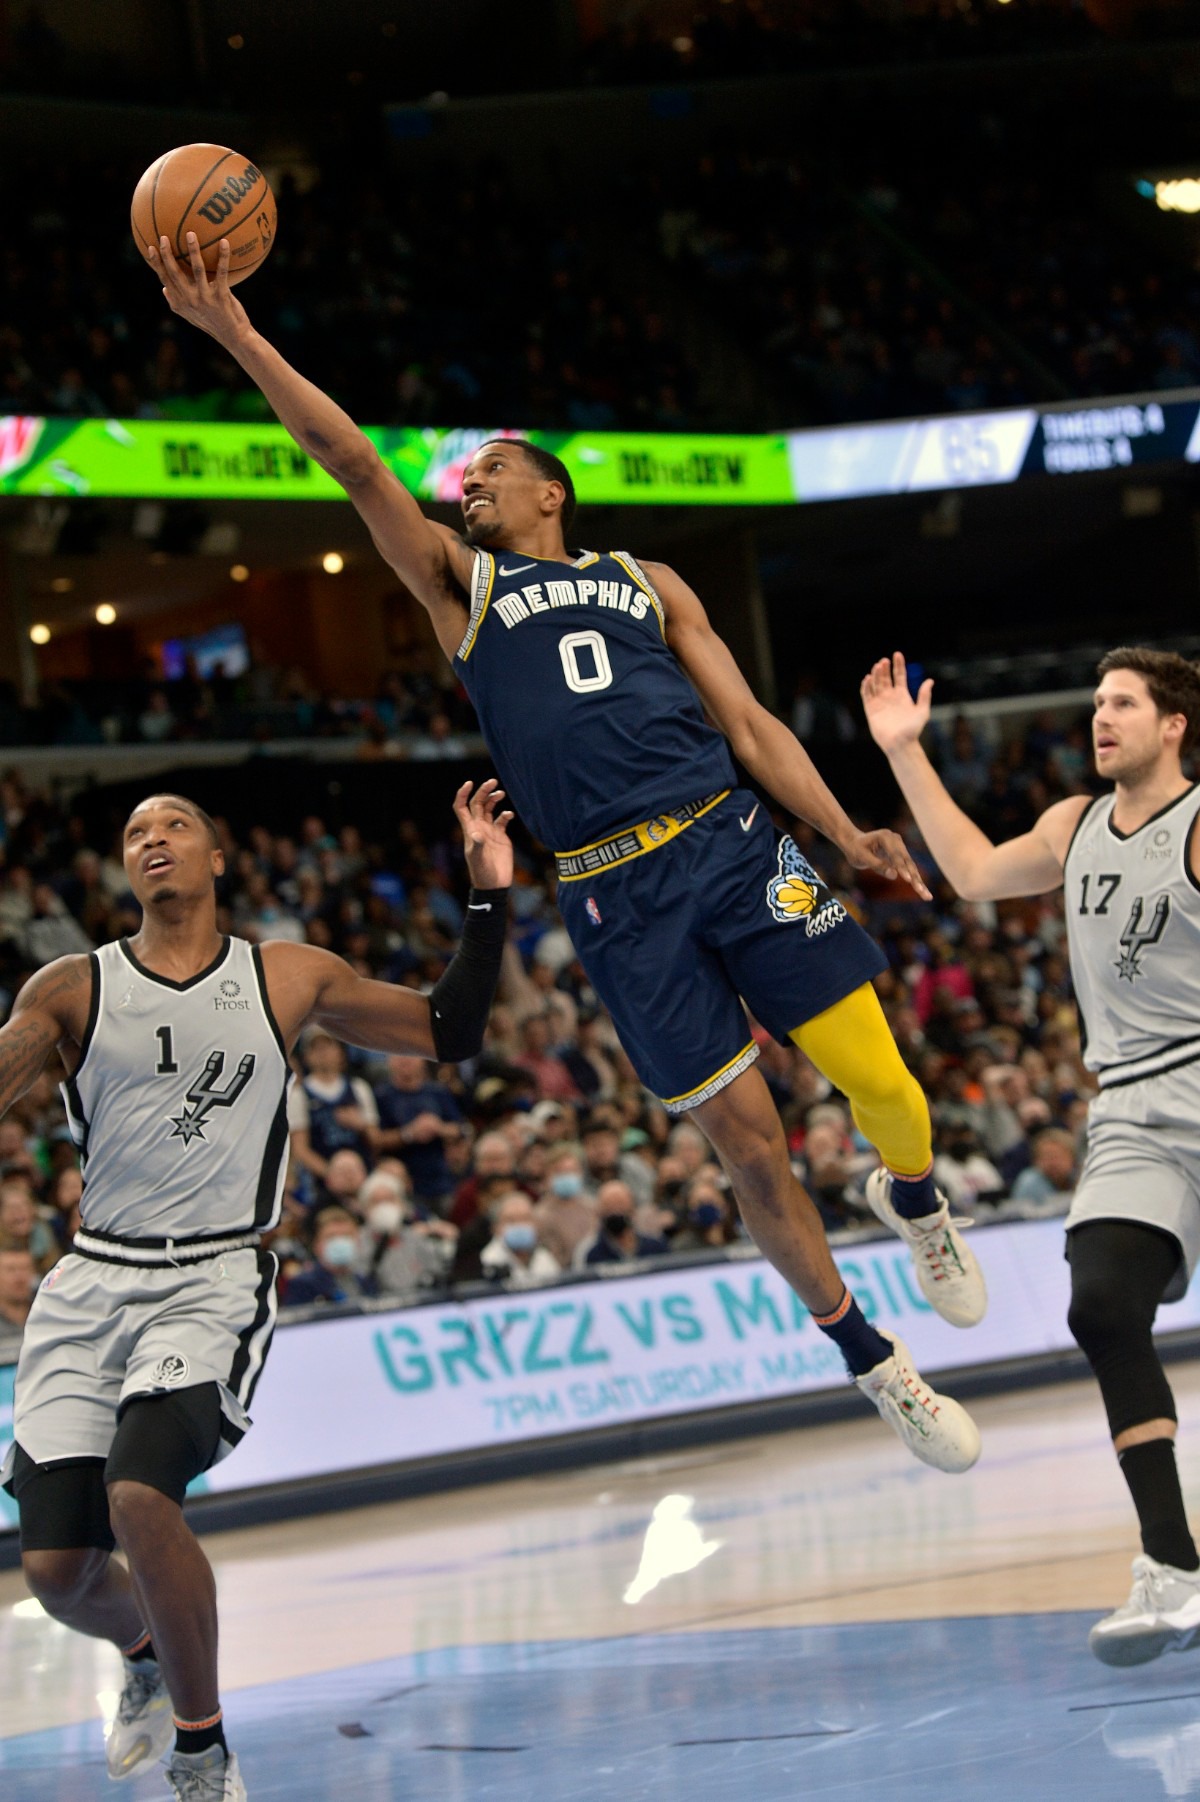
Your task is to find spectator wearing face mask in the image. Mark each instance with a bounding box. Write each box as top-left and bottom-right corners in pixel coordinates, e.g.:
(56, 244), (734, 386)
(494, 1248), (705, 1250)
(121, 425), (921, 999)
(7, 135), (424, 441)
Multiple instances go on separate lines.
(932, 1127), (1005, 1211)
(283, 1208), (374, 1306)
(670, 1179), (740, 1253)
(534, 1146), (596, 1268)
(358, 1167), (458, 1296)
(480, 1191), (562, 1290)
(0, 1244), (35, 1360)
(583, 1180), (669, 1266)
(580, 1113), (656, 1207)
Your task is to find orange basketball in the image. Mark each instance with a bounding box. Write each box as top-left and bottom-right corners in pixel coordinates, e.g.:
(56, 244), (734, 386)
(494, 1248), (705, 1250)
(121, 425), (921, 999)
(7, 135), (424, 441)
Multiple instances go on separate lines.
(131, 143), (276, 287)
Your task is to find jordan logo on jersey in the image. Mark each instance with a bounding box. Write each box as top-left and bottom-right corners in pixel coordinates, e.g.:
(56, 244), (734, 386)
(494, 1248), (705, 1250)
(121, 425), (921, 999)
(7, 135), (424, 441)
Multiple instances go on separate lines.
(1115, 893), (1171, 982)
(168, 1049), (257, 1147)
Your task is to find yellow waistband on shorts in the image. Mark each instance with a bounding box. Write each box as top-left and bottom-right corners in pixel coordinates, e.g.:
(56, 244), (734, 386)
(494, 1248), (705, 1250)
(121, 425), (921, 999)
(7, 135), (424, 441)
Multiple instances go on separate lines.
(555, 791), (729, 882)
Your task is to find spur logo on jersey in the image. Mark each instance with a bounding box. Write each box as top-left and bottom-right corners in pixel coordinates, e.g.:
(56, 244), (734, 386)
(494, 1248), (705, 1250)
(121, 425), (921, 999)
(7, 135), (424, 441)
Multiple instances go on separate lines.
(149, 1353), (189, 1388)
(168, 1049), (257, 1147)
(767, 838), (847, 937)
(1115, 893), (1171, 981)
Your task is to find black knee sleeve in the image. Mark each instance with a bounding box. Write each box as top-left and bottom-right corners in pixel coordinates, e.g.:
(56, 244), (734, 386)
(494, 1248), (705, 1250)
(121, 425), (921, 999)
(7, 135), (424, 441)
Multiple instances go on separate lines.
(1067, 1220), (1182, 1439)
(104, 1384), (224, 1507)
(9, 1447), (115, 1552)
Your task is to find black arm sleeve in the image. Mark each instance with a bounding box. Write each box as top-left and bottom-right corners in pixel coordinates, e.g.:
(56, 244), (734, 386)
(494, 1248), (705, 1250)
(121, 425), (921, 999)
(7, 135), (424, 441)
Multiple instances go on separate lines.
(429, 888), (508, 1062)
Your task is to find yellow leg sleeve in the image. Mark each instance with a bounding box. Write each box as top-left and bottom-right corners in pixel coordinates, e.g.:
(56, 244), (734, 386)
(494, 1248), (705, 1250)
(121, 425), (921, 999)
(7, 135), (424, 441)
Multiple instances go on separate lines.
(789, 984), (932, 1178)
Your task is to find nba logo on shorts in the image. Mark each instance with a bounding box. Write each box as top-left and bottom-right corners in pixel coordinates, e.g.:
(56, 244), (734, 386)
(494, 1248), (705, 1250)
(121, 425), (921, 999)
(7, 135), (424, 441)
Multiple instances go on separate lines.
(586, 896), (602, 927)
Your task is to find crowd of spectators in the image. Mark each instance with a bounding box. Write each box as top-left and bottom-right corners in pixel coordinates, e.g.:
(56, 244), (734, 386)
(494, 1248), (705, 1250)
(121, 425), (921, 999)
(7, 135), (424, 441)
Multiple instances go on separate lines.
(7, 51), (1200, 437)
(6, 651), (483, 754)
(0, 680), (1117, 1359)
(2, 153), (701, 434)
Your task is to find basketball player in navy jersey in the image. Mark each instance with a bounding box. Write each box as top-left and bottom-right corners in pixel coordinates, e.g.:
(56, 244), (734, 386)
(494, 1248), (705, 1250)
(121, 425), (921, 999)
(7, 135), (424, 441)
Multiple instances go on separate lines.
(1, 782), (511, 1800)
(151, 232), (985, 1473)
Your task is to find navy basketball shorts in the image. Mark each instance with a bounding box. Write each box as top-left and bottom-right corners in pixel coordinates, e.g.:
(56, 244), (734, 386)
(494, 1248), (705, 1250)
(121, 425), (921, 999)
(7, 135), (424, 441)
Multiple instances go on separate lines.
(556, 788), (886, 1112)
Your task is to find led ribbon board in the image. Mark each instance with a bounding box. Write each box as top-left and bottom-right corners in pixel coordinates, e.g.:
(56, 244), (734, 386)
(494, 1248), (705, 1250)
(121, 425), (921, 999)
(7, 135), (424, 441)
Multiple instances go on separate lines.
(3, 395), (1200, 506)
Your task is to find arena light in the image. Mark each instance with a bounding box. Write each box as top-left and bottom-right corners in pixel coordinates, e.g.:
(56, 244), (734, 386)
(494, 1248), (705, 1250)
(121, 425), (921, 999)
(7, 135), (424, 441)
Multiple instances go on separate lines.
(50, 575), (73, 593)
(1154, 179), (1200, 214)
(95, 603), (117, 625)
(229, 563), (249, 582)
(29, 624), (50, 645)
(322, 550), (345, 574)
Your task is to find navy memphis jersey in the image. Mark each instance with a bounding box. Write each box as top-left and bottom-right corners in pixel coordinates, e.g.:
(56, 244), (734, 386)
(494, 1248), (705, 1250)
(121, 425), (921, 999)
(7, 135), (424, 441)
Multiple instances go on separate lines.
(453, 549), (737, 850)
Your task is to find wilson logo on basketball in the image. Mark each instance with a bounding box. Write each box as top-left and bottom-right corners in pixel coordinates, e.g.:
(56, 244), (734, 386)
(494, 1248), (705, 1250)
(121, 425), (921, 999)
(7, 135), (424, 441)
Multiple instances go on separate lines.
(196, 164), (263, 227)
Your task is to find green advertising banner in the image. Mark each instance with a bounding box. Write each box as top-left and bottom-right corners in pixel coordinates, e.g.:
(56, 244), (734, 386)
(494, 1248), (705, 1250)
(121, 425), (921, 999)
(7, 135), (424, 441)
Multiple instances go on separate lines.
(0, 416), (791, 506)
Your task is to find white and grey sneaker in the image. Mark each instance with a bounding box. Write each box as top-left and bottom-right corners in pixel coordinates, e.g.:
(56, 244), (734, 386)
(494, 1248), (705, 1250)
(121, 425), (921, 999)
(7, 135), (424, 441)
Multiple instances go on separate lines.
(105, 1657), (173, 1780)
(865, 1170), (987, 1328)
(164, 1749), (246, 1801)
(854, 1329), (981, 1473)
(1089, 1555), (1200, 1667)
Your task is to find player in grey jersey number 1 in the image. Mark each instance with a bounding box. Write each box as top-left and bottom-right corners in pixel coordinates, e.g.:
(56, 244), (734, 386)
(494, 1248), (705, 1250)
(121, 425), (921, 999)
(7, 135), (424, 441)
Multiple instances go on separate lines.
(0, 781), (511, 1801)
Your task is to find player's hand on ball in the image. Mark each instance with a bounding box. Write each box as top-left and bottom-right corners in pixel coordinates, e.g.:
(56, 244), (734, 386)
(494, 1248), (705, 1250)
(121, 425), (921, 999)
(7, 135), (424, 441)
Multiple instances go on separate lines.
(841, 825), (933, 901)
(860, 651), (934, 755)
(148, 233), (249, 347)
(455, 779), (514, 891)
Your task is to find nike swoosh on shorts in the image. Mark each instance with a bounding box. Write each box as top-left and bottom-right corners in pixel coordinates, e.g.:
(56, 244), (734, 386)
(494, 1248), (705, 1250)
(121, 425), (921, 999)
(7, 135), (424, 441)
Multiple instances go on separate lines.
(739, 804), (759, 832)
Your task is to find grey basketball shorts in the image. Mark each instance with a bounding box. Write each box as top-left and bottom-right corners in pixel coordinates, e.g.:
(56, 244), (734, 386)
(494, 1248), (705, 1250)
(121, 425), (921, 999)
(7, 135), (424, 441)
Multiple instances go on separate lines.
(0, 1239), (277, 1485)
(1068, 1065), (1200, 1303)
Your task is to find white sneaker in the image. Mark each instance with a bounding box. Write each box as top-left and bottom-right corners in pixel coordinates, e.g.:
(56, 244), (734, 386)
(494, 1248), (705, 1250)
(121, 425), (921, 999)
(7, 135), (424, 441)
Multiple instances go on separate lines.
(165, 1749), (246, 1801)
(105, 1657), (173, 1780)
(1089, 1555), (1200, 1667)
(854, 1329), (981, 1473)
(865, 1169), (987, 1328)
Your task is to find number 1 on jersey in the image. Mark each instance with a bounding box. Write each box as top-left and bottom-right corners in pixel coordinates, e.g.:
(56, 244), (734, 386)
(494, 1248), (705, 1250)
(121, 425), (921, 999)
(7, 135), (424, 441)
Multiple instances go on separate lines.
(155, 1025), (178, 1074)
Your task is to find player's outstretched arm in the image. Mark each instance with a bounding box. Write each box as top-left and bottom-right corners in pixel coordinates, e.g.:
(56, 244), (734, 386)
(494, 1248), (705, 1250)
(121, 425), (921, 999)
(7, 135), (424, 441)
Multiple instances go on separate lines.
(861, 652), (1081, 899)
(147, 234), (473, 657)
(263, 781), (512, 1057)
(0, 955), (92, 1117)
(654, 564), (932, 897)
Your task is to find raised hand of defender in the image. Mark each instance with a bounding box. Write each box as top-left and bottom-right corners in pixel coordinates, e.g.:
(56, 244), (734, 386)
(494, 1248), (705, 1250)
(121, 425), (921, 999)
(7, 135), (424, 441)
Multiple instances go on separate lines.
(860, 652), (934, 755)
(455, 779), (514, 891)
(146, 232), (249, 348)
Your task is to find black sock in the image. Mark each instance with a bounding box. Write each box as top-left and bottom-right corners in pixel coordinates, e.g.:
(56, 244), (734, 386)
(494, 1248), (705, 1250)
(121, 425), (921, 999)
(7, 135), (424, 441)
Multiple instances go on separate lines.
(174, 1715), (228, 1759)
(813, 1287), (893, 1377)
(1118, 1438), (1199, 1571)
(889, 1166), (940, 1221)
(126, 1638), (158, 1665)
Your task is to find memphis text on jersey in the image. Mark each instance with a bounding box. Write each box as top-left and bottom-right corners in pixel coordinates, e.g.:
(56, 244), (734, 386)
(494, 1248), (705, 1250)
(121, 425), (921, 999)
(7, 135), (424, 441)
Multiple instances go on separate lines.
(492, 573), (654, 632)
